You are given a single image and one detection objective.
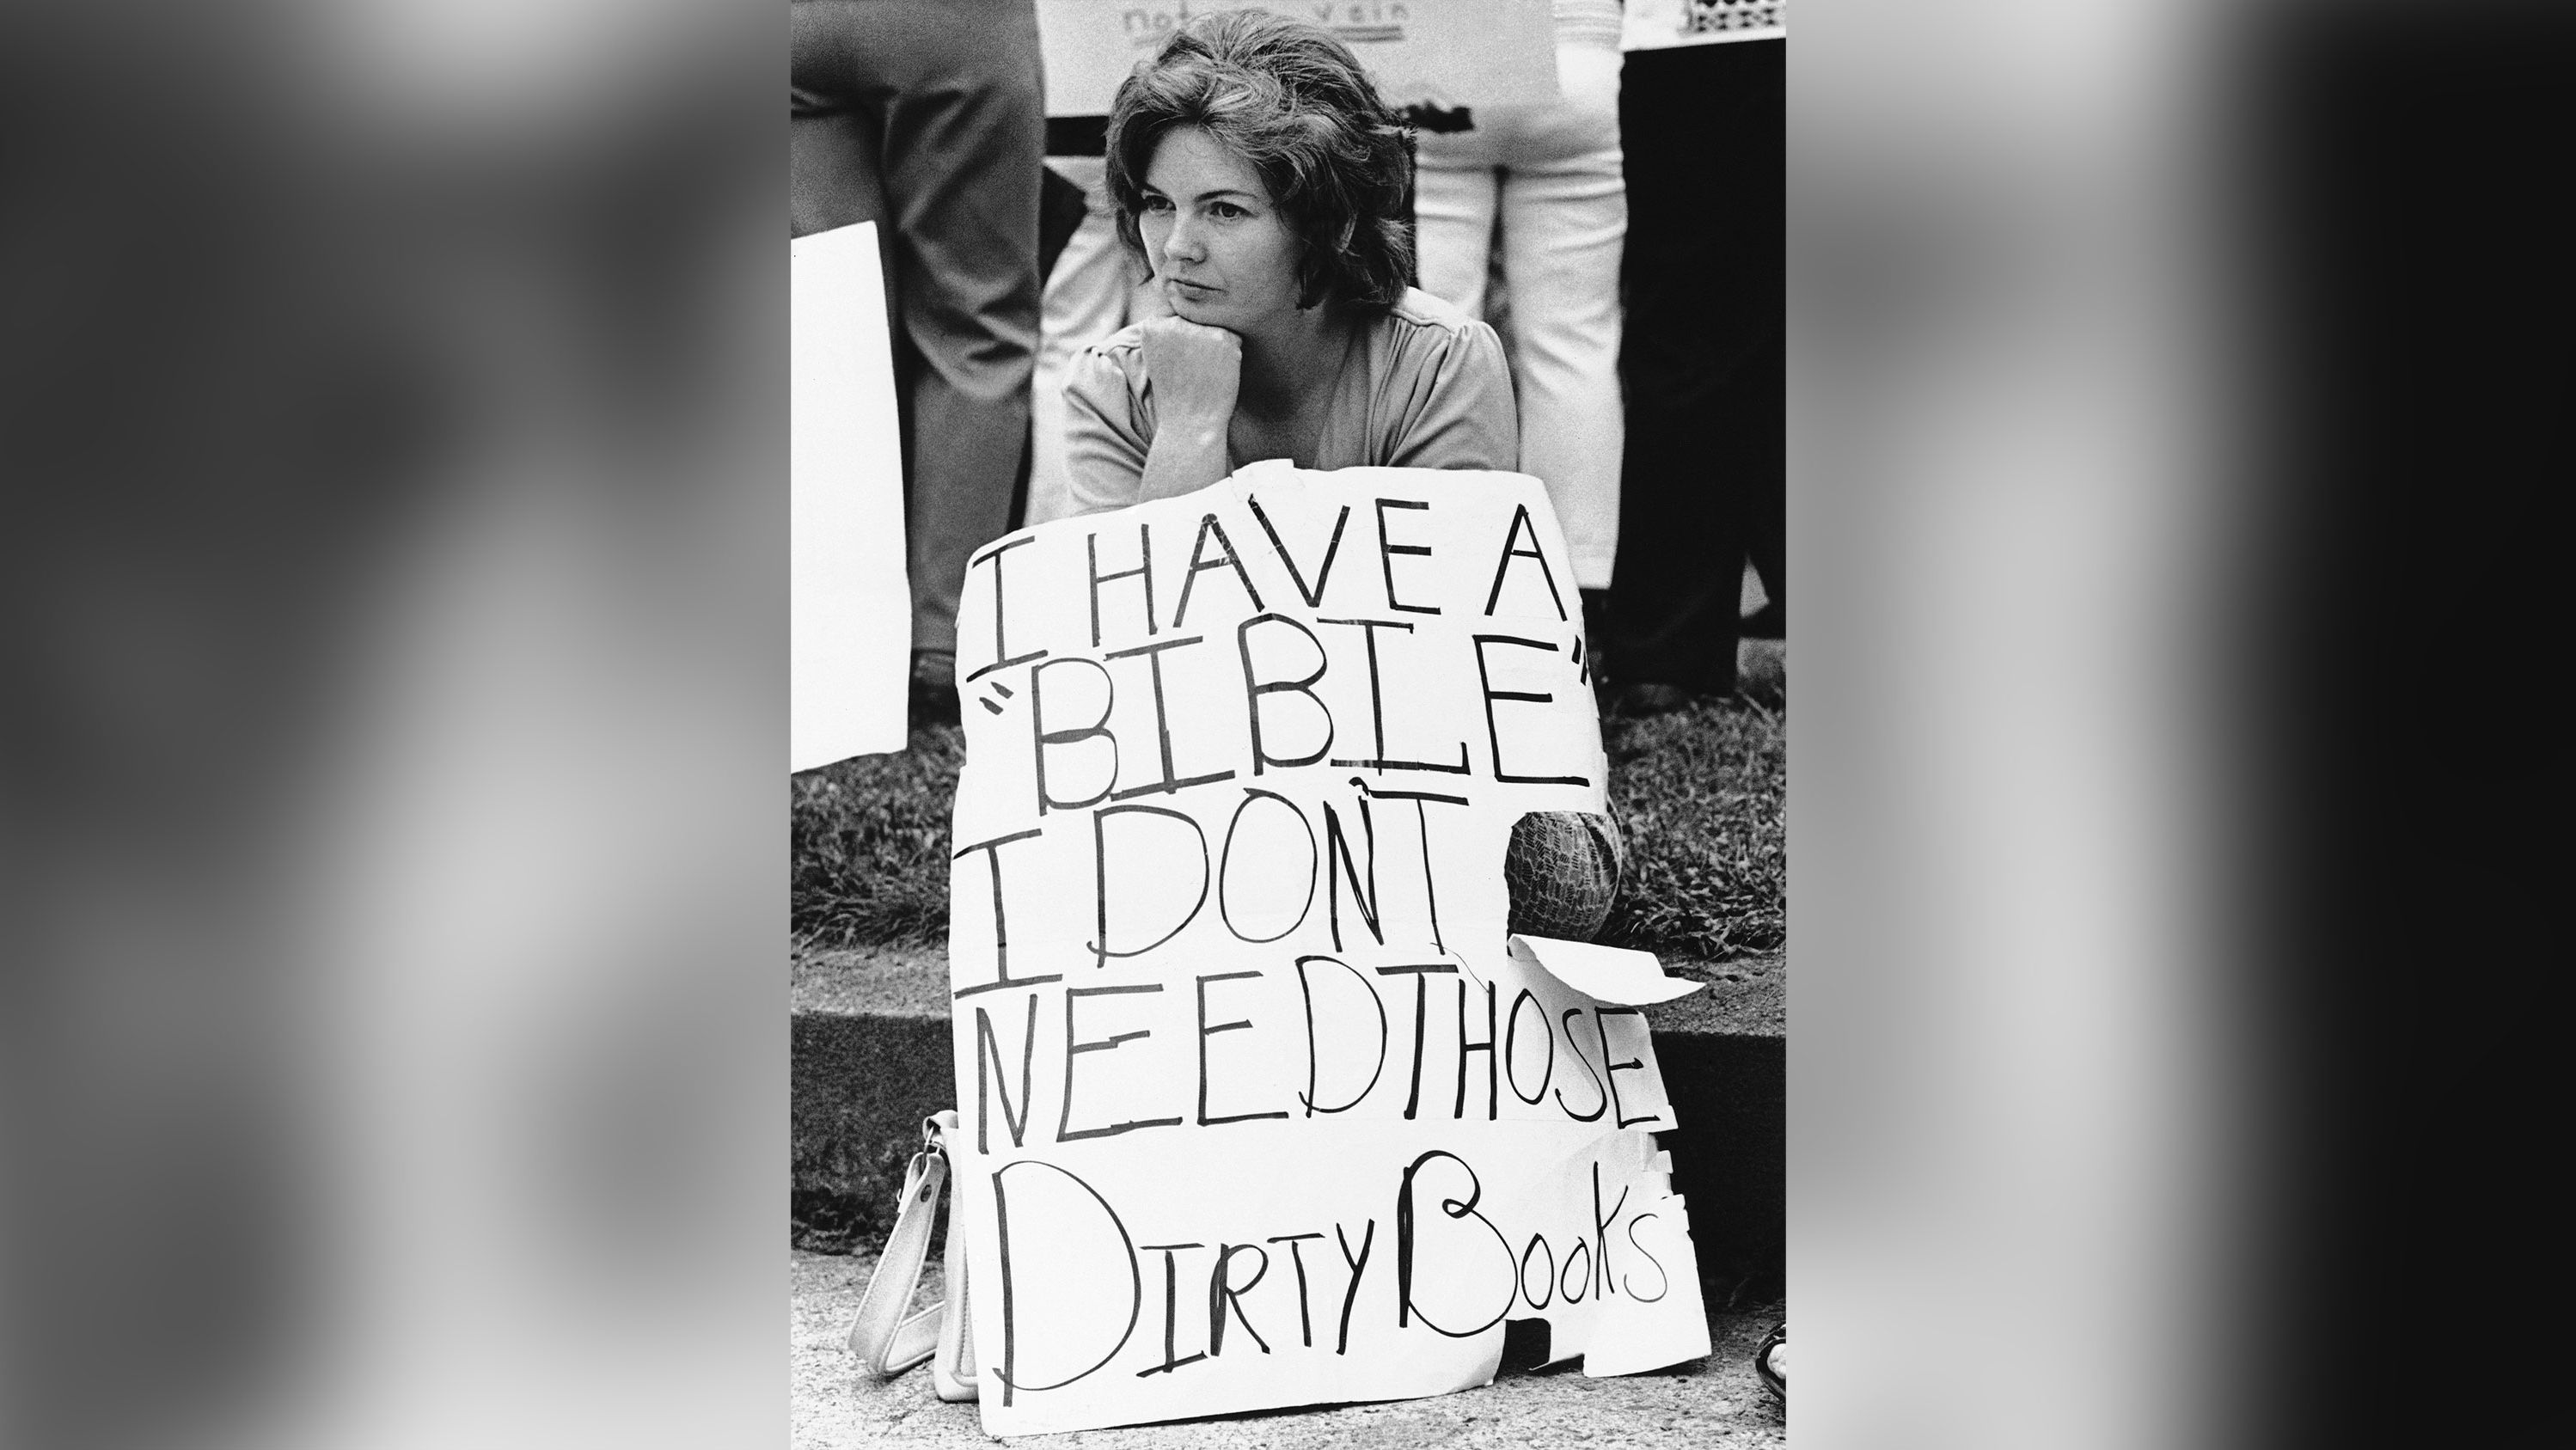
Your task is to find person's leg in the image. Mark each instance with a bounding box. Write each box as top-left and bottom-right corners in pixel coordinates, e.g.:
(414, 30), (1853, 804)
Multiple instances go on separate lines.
(1025, 156), (1137, 529)
(1609, 39), (1783, 703)
(789, 99), (907, 437)
(790, 1), (890, 240)
(798, 0), (957, 721)
(1496, 41), (1626, 594)
(1741, 337), (1786, 638)
(789, 4), (900, 410)
(864, 0), (1045, 669)
(1609, 44), (1733, 699)
(1411, 131), (1502, 321)
(789, 101), (887, 239)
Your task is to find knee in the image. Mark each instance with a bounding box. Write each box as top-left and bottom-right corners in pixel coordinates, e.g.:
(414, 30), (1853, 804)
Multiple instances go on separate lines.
(1502, 811), (1625, 942)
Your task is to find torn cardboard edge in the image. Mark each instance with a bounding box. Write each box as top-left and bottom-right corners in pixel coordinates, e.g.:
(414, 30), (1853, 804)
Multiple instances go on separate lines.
(1508, 935), (1708, 1006)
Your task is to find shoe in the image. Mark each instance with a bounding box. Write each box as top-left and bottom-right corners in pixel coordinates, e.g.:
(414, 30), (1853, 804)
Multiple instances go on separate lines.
(909, 650), (960, 729)
(1754, 1320), (1785, 1403)
(1736, 638), (1785, 707)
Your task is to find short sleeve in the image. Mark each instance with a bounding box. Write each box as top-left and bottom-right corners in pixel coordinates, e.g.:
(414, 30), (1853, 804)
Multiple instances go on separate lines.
(1383, 318), (1519, 473)
(1062, 344), (1153, 517)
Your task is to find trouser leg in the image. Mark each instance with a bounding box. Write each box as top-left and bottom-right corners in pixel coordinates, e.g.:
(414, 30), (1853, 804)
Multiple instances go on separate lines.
(1611, 39), (1783, 694)
(790, 0), (1043, 660)
(1497, 42), (1627, 591)
(876, 0), (1043, 658)
(1411, 141), (1501, 316)
(790, 35), (903, 516)
(1025, 156), (1136, 529)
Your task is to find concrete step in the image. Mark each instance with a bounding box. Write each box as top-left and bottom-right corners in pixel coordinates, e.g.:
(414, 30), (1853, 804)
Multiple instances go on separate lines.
(792, 942), (1784, 1294)
(792, 1247), (1788, 1448)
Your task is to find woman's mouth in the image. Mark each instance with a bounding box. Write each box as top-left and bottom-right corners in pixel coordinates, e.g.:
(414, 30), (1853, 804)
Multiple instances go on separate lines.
(1167, 277), (1218, 297)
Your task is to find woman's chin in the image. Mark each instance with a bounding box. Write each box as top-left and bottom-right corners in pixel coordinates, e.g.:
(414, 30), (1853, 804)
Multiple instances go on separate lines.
(1165, 284), (1229, 320)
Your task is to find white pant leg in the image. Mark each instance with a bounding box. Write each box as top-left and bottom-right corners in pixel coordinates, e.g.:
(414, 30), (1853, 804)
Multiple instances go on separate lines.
(1491, 43), (1627, 590)
(1411, 128), (1502, 323)
(1026, 156), (1136, 528)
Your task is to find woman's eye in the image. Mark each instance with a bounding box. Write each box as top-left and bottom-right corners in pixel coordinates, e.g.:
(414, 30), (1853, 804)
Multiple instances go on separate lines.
(1143, 195), (1173, 213)
(1211, 203), (1248, 220)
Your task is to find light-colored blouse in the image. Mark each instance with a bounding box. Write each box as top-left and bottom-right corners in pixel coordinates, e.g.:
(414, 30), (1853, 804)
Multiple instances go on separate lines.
(1060, 287), (1520, 516)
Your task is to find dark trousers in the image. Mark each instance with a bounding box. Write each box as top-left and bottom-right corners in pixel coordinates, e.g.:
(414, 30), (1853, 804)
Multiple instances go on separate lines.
(792, 0), (1043, 658)
(1610, 40), (1784, 694)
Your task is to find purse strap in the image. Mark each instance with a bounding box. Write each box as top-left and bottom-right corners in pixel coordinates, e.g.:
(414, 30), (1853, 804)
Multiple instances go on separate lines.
(846, 1115), (951, 1377)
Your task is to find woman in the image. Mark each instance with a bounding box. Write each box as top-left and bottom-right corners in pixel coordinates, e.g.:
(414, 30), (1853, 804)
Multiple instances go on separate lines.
(1063, 12), (1624, 943)
(1062, 12), (1521, 515)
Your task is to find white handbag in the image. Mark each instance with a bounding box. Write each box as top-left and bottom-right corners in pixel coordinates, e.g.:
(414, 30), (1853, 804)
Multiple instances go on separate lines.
(844, 1110), (977, 1402)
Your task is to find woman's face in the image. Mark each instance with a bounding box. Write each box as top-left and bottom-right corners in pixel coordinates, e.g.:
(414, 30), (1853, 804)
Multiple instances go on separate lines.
(1138, 125), (1304, 332)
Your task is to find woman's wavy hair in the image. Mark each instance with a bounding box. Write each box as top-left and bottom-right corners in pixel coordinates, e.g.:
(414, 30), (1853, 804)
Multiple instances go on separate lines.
(1105, 11), (1417, 314)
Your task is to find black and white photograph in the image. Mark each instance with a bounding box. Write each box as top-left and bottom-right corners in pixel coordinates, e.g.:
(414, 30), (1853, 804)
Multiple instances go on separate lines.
(787, 2), (1786, 1441)
(11, 1), (2565, 1447)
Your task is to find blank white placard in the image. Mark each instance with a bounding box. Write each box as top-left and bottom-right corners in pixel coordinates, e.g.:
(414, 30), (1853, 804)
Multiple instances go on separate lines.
(792, 220), (910, 770)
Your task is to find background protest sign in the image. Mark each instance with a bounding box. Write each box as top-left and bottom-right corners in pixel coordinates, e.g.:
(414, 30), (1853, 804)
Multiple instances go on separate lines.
(944, 463), (1711, 1435)
(1620, 0), (1785, 51)
(791, 221), (910, 769)
(1034, 0), (1558, 118)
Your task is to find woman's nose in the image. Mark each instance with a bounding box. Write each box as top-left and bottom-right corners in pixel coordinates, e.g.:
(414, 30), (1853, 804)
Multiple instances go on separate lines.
(1160, 217), (1204, 264)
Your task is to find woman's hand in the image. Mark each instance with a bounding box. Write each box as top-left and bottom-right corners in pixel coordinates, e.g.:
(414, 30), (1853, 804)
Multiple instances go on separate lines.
(1137, 315), (1242, 500)
(1141, 315), (1243, 426)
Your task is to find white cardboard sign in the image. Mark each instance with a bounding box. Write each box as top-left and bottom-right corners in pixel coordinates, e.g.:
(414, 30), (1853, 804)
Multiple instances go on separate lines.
(1620, 0), (1787, 52)
(791, 221), (912, 770)
(945, 462), (1710, 1435)
(1035, 0), (1558, 118)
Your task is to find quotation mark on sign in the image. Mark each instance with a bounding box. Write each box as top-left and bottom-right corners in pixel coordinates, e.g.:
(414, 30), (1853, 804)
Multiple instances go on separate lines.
(978, 680), (1016, 717)
(1572, 637), (1591, 688)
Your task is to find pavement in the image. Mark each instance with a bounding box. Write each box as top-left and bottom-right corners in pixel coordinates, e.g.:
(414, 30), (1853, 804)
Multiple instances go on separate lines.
(792, 1248), (1788, 1447)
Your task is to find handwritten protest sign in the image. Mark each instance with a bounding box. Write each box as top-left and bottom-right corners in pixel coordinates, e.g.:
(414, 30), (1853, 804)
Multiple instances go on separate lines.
(1620, 0), (1787, 51)
(945, 462), (1711, 1435)
(1035, 0), (1558, 118)
(791, 221), (910, 769)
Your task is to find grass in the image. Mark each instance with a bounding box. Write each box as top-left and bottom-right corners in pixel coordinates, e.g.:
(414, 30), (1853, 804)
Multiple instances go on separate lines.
(791, 697), (1784, 962)
(791, 724), (964, 949)
(1595, 697), (1787, 960)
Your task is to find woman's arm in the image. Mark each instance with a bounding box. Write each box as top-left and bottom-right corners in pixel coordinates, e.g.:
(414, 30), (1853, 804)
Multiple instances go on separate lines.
(1136, 315), (1243, 500)
(1063, 347), (1152, 516)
